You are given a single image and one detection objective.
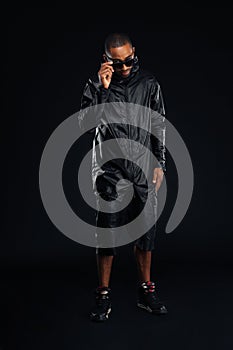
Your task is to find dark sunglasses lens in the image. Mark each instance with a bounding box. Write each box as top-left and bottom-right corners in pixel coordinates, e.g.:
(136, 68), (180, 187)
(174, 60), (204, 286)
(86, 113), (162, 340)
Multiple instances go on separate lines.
(125, 58), (134, 67)
(113, 58), (134, 69)
(113, 62), (123, 69)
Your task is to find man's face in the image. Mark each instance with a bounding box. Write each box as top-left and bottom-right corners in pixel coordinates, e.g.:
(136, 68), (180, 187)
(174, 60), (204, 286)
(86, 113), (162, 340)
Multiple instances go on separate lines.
(105, 43), (135, 79)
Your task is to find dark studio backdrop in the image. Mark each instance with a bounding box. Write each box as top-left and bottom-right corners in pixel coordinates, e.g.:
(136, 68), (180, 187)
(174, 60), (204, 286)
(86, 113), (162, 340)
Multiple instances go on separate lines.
(5, 6), (233, 350)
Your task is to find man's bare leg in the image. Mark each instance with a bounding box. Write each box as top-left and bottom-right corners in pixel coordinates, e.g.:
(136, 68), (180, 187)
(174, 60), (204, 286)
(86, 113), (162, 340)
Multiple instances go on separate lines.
(90, 255), (114, 321)
(96, 255), (114, 287)
(133, 245), (151, 283)
(134, 245), (168, 314)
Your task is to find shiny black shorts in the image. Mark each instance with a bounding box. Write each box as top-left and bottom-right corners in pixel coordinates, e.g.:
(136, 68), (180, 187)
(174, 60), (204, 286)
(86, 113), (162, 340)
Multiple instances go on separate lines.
(94, 160), (158, 256)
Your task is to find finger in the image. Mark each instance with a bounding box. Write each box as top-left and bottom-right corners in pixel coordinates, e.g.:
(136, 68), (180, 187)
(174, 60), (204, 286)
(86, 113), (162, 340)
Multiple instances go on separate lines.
(101, 67), (112, 73)
(102, 61), (113, 66)
(102, 70), (113, 80)
(102, 62), (114, 72)
(100, 67), (113, 75)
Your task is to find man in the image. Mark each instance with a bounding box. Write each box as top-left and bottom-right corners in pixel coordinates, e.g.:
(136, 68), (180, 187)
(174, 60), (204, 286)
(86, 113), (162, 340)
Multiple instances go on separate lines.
(78, 32), (168, 321)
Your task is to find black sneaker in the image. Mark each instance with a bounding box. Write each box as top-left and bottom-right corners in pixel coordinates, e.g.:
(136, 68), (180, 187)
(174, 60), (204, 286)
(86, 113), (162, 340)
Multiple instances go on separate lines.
(137, 281), (168, 315)
(90, 286), (112, 322)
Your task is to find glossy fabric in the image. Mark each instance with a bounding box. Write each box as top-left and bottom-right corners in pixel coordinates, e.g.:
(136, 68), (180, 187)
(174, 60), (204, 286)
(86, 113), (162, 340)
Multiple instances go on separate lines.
(78, 61), (166, 255)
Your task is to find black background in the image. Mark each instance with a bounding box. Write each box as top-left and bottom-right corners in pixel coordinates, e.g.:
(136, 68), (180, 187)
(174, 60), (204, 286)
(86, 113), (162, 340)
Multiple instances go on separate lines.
(5, 6), (233, 350)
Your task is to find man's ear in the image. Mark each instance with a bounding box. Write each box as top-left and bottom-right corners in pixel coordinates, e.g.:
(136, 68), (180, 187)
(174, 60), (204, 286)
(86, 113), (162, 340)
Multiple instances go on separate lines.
(132, 47), (136, 54)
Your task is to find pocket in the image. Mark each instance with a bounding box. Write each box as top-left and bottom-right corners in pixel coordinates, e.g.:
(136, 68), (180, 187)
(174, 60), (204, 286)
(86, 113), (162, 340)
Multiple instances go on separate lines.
(95, 175), (117, 200)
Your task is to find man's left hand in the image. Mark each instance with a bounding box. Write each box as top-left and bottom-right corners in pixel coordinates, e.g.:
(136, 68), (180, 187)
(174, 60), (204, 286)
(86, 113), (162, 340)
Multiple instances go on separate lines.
(152, 167), (164, 192)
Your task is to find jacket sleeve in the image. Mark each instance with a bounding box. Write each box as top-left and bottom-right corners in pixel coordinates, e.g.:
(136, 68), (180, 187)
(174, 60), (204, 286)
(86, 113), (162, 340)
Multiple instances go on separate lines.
(150, 80), (167, 172)
(78, 76), (110, 134)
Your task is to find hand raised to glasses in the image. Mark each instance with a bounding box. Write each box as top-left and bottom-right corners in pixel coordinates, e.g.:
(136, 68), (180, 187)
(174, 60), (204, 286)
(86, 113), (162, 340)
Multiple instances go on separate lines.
(98, 60), (114, 89)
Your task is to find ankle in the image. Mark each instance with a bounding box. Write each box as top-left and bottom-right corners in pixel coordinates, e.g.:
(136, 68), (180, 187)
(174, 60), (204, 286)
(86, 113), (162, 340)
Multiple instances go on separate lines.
(141, 281), (155, 292)
(97, 285), (111, 294)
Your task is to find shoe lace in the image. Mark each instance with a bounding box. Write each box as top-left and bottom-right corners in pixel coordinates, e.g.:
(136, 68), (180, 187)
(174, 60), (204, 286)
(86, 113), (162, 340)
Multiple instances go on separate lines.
(142, 281), (164, 306)
(96, 294), (109, 306)
(95, 287), (111, 310)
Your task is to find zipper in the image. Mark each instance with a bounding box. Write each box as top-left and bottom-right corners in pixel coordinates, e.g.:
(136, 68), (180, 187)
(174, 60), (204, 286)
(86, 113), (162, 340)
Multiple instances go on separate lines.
(125, 85), (135, 174)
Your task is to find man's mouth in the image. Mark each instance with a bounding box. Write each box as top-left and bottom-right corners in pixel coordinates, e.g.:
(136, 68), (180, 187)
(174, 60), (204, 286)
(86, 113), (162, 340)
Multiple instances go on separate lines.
(120, 70), (131, 76)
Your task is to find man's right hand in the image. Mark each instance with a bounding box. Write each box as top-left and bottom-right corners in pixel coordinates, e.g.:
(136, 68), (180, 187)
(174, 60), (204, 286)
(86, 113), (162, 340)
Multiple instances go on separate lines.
(98, 61), (114, 89)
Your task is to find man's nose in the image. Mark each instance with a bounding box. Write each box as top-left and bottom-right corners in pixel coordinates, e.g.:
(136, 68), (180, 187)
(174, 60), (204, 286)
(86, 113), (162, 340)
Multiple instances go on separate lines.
(122, 64), (128, 70)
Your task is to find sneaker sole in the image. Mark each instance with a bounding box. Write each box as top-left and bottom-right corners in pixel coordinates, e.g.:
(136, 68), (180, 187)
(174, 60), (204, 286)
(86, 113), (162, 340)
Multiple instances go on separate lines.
(90, 307), (112, 322)
(137, 302), (168, 315)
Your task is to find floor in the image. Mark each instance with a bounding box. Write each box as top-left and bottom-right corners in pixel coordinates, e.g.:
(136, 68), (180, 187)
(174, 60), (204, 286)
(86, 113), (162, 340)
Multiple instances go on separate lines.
(2, 253), (233, 350)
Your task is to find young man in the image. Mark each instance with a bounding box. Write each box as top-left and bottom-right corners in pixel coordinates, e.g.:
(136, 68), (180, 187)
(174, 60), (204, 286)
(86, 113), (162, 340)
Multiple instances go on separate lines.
(78, 32), (168, 321)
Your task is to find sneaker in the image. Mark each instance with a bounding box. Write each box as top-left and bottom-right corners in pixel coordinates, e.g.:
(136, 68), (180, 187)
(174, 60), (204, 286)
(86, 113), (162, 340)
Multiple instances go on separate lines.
(90, 286), (112, 322)
(137, 281), (168, 315)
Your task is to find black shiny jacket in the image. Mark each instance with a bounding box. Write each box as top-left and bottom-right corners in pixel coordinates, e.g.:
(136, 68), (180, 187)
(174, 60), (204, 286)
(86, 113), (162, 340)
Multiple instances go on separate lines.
(78, 60), (167, 186)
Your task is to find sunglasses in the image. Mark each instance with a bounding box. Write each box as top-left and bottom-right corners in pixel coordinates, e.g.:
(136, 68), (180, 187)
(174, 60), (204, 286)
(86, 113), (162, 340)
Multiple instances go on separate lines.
(105, 54), (138, 69)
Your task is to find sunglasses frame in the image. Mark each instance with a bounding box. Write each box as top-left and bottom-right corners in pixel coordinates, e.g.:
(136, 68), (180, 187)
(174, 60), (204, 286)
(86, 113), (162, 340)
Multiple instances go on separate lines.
(105, 53), (138, 69)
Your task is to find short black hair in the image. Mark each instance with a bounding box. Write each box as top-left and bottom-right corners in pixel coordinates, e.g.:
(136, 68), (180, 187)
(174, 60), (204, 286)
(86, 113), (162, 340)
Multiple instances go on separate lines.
(104, 32), (133, 54)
